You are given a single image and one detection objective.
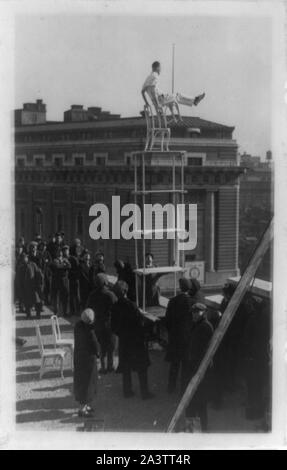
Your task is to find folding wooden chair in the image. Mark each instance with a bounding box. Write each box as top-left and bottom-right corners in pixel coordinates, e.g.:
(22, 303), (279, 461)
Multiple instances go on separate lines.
(142, 91), (170, 151)
(35, 323), (66, 379)
(51, 315), (74, 371)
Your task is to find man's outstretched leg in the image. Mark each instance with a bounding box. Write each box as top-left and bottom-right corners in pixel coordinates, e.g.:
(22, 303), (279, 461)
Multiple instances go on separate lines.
(176, 92), (205, 107)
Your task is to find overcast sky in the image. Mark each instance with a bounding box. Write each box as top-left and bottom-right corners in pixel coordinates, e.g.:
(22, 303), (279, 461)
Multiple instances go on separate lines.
(15, 14), (272, 157)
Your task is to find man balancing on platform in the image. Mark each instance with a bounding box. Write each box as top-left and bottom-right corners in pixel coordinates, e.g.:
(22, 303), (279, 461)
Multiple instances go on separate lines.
(142, 61), (205, 123)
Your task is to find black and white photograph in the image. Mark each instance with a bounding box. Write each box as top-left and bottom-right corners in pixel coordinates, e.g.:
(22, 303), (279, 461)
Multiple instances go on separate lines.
(0, 0), (286, 451)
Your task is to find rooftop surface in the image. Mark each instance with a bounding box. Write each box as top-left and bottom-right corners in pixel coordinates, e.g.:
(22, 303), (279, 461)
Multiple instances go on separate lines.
(15, 115), (235, 132)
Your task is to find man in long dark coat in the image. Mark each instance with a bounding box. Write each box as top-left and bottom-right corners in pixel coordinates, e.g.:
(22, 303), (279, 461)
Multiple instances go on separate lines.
(165, 278), (197, 394)
(74, 308), (100, 418)
(78, 251), (93, 309)
(64, 246), (81, 317)
(37, 241), (52, 306)
(112, 281), (153, 400)
(19, 253), (43, 318)
(182, 303), (214, 432)
(50, 249), (71, 317)
(86, 273), (117, 374)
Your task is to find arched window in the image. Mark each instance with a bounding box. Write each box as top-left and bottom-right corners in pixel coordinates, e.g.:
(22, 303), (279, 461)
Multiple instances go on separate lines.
(77, 212), (83, 236)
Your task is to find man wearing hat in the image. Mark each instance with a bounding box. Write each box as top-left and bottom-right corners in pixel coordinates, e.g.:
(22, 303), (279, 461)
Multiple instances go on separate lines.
(50, 249), (71, 317)
(47, 232), (64, 260)
(165, 278), (198, 394)
(181, 302), (214, 432)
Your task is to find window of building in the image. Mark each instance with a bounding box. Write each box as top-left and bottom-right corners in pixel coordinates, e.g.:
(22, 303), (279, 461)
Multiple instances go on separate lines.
(52, 154), (65, 167)
(75, 157), (84, 166)
(35, 158), (44, 167)
(54, 189), (66, 201)
(94, 153), (108, 166)
(187, 157), (203, 166)
(76, 212), (84, 236)
(186, 153), (206, 167)
(72, 153), (85, 166)
(57, 212), (63, 232)
(74, 189), (86, 202)
(33, 154), (45, 167)
(17, 158), (25, 167)
(54, 158), (63, 168)
(96, 156), (106, 166)
(125, 153), (133, 166)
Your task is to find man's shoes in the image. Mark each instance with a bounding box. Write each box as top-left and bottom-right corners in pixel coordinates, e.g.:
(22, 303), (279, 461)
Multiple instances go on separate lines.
(107, 366), (115, 373)
(99, 368), (107, 375)
(194, 93), (205, 106)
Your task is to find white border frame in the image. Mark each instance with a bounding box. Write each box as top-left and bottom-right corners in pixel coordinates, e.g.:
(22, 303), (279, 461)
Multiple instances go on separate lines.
(0, 0), (286, 450)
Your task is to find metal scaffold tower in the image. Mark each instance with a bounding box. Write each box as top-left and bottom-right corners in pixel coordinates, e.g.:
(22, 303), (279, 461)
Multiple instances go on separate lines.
(132, 104), (187, 314)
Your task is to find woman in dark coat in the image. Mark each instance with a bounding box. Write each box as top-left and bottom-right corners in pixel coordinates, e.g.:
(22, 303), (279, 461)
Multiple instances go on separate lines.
(111, 281), (153, 400)
(74, 308), (100, 418)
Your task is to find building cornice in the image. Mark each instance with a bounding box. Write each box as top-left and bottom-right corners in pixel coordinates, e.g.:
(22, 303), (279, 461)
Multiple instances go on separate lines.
(15, 137), (238, 151)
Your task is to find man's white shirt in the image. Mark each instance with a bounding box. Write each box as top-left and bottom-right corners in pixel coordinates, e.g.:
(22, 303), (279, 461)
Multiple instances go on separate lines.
(142, 71), (161, 94)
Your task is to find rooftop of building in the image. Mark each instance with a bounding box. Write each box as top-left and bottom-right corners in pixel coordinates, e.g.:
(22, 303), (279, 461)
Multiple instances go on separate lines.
(15, 114), (235, 132)
(14, 100), (235, 133)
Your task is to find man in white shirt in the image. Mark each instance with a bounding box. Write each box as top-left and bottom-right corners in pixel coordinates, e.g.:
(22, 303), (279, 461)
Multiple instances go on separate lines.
(142, 61), (205, 123)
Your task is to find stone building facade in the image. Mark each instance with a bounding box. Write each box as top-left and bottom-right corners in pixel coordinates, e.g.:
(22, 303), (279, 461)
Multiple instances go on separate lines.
(15, 100), (243, 286)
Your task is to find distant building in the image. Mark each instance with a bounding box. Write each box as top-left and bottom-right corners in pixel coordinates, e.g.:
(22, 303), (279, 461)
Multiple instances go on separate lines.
(14, 99), (47, 126)
(266, 150), (272, 161)
(14, 99), (244, 286)
(240, 152), (261, 168)
(239, 151), (273, 209)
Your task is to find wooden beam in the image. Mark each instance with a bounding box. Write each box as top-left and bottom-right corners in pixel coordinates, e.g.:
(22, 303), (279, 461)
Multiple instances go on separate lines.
(166, 218), (273, 432)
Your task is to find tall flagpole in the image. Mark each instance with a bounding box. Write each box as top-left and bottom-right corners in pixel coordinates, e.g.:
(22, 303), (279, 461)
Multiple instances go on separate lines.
(172, 43), (175, 93)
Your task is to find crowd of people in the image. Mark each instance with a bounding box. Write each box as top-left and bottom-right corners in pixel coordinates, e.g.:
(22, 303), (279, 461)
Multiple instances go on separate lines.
(14, 232), (272, 432)
(15, 232), (111, 318)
